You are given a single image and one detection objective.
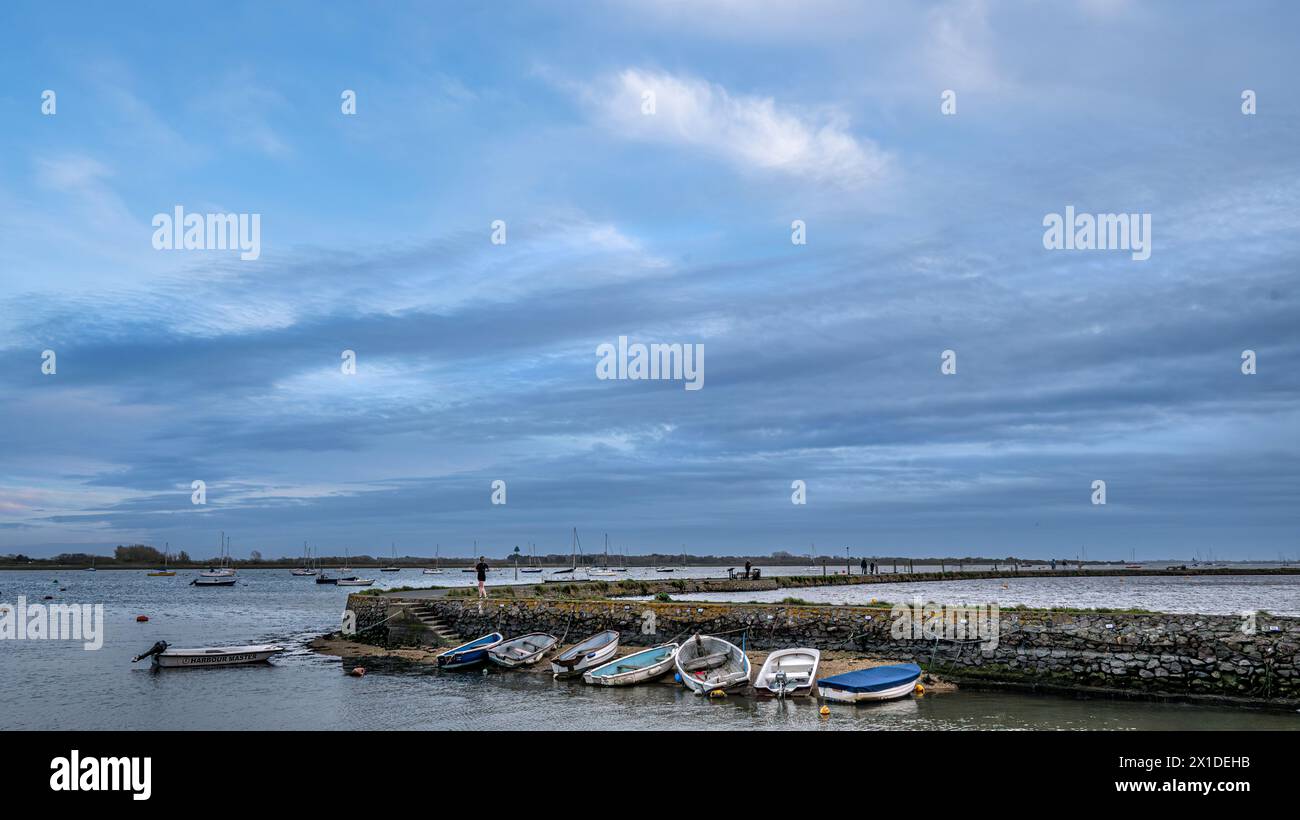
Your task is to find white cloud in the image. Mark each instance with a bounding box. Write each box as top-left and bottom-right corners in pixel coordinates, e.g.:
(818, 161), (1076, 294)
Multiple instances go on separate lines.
(582, 68), (891, 188)
(925, 0), (1004, 92)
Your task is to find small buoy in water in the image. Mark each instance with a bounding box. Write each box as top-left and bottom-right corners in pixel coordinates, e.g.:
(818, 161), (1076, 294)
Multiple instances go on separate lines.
(673, 672), (682, 683)
(136, 615), (149, 622)
(708, 689), (727, 698)
(59, 587), (67, 592)
(819, 705), (830, 717)
(349, 667), (366, 677)
(914, 683), (925, 695)
(43, 595), (53, 600)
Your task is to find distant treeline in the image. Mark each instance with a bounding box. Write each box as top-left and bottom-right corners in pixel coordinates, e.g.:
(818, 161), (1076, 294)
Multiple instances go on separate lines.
(0, 544), (1129, 569)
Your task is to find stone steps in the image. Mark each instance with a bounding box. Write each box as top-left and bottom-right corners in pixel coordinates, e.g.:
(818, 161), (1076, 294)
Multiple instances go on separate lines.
(410, 604), (458, 643)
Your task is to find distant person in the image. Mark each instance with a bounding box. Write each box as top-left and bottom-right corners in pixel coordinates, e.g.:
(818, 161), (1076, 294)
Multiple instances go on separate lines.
(1050, 559), (1056, 571)
(475, 556), (489, 598)
(744, 560), (752, 578)
(860, 557), (867, 575)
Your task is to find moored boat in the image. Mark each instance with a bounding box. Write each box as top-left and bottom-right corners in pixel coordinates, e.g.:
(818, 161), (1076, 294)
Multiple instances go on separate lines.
(437, 632), (505, 670)
(583, 643), (678, 686)
(131, 640), (284, 668)
(674, 633), (751, 695)
(550, 630), (619, 678)
(336, 578), (374, 586)
(488, 633), (558, 668)
(816, 662), (922, 703)
(191, 575), (236, 587)
(753, 648), (820, 697)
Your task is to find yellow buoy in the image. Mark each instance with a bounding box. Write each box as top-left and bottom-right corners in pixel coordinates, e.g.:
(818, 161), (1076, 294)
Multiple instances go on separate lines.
(819, 705), (830, 717)
(914, 683), (925, 695)
(709, 689), (727, 699)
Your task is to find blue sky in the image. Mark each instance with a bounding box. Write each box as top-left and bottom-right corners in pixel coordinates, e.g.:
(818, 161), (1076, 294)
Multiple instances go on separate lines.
(1, 1), (1296, 560)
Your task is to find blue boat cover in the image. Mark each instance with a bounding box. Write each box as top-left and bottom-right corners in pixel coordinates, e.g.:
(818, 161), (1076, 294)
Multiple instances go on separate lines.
(817, 663), (921, 693)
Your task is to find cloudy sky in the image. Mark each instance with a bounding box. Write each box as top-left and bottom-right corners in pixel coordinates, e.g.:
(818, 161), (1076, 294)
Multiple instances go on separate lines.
(1, 1), (1296, 560)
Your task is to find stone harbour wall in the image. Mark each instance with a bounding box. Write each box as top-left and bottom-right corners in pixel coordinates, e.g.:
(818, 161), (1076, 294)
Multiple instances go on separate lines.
(346, 594), (1300, 706)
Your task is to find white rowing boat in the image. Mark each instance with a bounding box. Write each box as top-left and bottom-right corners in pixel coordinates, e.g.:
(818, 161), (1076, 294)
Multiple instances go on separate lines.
(550, 630), (619, 678)
(674, 633), (751, 695)
(131, 641), (284, 668)
(336, 578), (374, 586)
(753, 648), (820, 697)
(488, 633), (558, 668)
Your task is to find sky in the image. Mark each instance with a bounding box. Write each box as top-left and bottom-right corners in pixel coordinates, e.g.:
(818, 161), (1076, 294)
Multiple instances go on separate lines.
(0, 1), (1296, 561)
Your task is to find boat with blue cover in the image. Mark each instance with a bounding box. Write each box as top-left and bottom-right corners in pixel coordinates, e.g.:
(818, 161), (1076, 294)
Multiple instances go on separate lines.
(583, 643), (679, 686)
(437, 632), (505, 670)
(816, 662), (922, 703)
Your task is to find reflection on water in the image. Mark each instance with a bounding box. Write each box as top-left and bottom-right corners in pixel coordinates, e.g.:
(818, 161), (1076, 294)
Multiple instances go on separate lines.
(2, 569), (1298, 730)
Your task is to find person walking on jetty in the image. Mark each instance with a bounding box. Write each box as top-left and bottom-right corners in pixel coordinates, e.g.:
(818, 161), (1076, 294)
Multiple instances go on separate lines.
(744, 559), (752, 579)
(860, 557), (867, 576)
(475, 556), (489, 598)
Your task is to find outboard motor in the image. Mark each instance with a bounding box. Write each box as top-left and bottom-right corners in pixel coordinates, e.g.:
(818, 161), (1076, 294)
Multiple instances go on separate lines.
(131, 640), (169, 663)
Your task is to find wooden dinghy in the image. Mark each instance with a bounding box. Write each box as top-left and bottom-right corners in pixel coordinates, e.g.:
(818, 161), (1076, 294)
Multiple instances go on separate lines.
(674, 633), (751, 695)
(753, 648), (820, 697)
(488, 633), (558, 668)
(583, 643), (679, 686)
(550, 630), (619, 678)
(816, 663), (922, 703)
(437, 632), (505, 670)
(131, 640), (284, 668)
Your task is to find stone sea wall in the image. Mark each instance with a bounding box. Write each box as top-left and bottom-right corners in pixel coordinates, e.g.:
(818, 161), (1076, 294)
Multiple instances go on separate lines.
(347, 593), (1300, 706)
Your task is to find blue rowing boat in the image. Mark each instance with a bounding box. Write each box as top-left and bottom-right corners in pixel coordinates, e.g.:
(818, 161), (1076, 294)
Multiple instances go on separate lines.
(437, 632), (504, 670)
(816, 663), (922, 703)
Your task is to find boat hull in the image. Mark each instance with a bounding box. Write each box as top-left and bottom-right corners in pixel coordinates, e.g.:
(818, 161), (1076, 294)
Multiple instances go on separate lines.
(488, 633), (558, 668)
(437, 633), (505, 670)
(816, 663), (922, 703)
(584, 644), (678, 686)
(754, 648), (820, 697)
(191, 577), (236, 586)
(153, 645), (284, 668)
(550, 630), (620, 677)
(675, 634), (751, 695)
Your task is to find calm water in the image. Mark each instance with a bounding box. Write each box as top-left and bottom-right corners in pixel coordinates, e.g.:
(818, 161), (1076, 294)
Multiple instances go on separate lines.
(2, 569), (1298, 730)
(674, 574), (1300, 615)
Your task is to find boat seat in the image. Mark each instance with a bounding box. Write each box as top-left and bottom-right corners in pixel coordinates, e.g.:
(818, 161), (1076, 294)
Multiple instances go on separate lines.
(681, 652), (728, 672)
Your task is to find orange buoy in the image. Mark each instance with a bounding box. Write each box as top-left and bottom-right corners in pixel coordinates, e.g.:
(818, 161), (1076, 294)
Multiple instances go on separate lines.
(349, 666), (366, 677)
(136, 615), (149, 622)
(819, 705), (830, 717)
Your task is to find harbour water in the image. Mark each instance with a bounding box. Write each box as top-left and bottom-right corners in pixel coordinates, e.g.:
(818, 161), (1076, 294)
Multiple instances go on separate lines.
(2, 569), (1298, 730)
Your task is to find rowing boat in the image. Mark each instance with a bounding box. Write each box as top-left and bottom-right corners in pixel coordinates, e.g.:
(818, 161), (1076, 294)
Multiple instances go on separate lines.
(583, 643), (678, 686)
(488, 633), (558, 668)
(674, 633), (751, 695)
(437, 632), (504, 670)
(753, 648), (820, 697)
(816, 663), (921, 703)
(131, 640), (284, 668)
(550, 630), (619, 677)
